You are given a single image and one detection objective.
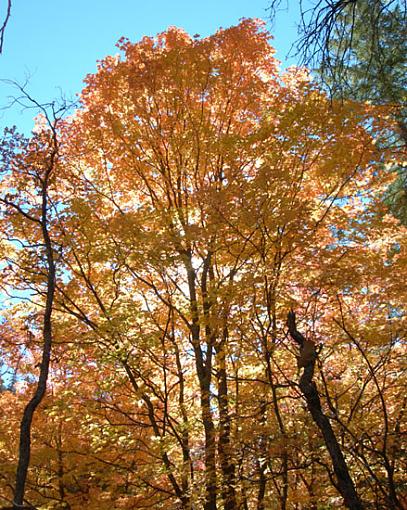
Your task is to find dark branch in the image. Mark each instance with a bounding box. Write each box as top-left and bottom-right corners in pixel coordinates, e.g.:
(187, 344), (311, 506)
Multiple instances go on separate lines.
(0, 0), (11, 54)
(287, 309), (306, 347)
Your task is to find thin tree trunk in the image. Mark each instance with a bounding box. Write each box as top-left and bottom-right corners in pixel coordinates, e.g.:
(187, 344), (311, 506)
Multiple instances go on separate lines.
(287, 311), (363, 510)
(256, 398), (267, 510)
(13, 149), (57, 509)
(184, 251), (217, 510)
(216, 335), (237, 510)
(171, 327), (193, 504)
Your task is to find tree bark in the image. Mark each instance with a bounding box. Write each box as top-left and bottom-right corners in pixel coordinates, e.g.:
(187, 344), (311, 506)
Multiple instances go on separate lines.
(216, 335), (237, 510)
(184, 251), (217, 510)
(287, 311), (364, 510)
(13, 149), (57, 509)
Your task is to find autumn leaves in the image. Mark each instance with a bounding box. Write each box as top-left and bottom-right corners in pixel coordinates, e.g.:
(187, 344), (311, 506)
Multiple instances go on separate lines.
(0, 19), (405, 510)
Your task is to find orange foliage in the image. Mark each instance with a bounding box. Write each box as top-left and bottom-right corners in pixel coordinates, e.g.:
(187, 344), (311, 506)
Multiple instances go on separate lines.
(0, 19), (405, 510)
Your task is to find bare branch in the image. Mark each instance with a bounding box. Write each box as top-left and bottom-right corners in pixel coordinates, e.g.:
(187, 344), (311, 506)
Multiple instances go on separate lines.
(0, 0), (11, 54)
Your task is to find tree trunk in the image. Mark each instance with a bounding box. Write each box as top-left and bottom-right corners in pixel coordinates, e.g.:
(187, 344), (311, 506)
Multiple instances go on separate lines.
(13, 167), (56, 509)
(123, 362), (191, 508)
(216, 336), (237, 510)
(287, 311), (364, 510)
(184, 251), (217, 510)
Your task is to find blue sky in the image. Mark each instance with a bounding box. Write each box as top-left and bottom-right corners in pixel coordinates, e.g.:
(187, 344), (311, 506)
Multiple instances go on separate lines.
(0, 0), (301, 133)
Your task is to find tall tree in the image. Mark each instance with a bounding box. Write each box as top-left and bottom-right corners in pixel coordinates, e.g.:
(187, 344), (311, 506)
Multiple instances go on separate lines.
(0, 20), (405, 510)
(0, 94), (68, 508)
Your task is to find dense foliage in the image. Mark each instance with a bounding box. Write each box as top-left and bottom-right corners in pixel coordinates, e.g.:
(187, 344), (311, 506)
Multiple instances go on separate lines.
(269, 0), (407, 224)
(0, 20), (406, 509)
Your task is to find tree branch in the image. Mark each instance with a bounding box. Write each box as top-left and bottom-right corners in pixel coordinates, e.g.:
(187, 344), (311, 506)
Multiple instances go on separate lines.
(0, 0), (11, 54)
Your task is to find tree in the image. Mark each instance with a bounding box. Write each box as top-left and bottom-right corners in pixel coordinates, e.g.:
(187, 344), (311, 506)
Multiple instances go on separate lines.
(287, 310), (363, 509)
(0, 19), (405, 510)
(269, 0), (407, 223)
(269, 1), (406, 99)
(0, 92), (70, 508)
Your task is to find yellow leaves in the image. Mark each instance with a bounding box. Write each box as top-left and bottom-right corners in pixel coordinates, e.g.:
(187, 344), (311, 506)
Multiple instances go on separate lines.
(1, 18), (406, 510)
(281, 66), (312, 93)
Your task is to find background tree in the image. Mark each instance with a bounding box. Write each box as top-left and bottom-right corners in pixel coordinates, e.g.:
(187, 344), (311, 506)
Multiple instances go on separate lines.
(269, 0), (407, 223)
(0, 91), (70, 508)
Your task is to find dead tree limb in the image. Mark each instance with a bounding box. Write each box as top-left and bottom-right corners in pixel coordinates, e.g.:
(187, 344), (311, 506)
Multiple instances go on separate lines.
(287, 310), (364, 510)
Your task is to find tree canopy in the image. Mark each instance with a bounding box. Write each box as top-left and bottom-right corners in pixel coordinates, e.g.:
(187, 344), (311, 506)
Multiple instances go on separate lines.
(0, 19), (406, 510)
(269, 0), (407, 224)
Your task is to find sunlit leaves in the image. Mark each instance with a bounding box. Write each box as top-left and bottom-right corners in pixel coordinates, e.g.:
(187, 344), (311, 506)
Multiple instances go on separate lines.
(0, 19), (405, 510)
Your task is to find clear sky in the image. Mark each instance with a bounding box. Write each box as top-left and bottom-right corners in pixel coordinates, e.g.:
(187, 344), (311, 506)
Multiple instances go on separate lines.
(0, 0), (301, 134)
